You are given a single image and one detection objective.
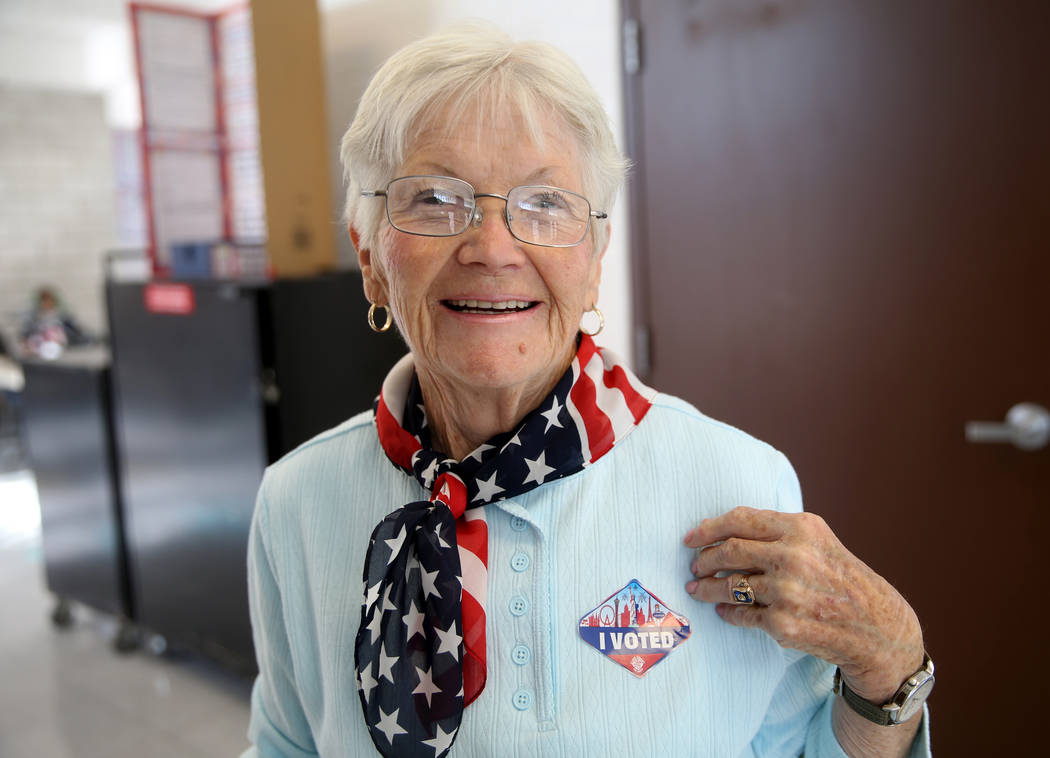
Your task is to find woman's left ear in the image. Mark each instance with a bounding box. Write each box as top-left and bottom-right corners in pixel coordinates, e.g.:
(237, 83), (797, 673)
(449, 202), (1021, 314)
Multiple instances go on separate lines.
(586, 224), (610, 307)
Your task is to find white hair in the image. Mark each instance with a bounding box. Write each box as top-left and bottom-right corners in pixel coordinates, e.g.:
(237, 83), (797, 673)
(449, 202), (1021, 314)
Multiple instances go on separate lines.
(340, 23), (629, 255)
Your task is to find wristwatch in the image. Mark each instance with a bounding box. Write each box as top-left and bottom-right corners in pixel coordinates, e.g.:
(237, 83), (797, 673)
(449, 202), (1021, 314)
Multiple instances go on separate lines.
(833, 652), (935, 725)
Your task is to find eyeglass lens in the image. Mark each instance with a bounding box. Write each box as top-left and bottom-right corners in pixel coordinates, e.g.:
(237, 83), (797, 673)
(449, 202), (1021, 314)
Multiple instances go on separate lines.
(384, 176), (592, 246)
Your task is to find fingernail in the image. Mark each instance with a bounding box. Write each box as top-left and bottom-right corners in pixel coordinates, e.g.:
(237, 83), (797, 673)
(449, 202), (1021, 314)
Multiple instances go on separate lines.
(685, 580), (698, 595)
(715, 604), (726, 618)
(683, 529), (695, 545)
(690, 559), (698, 576)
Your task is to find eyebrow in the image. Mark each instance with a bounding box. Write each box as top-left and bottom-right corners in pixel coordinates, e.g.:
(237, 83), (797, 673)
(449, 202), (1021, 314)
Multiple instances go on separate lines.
(523, 167), (561, 185)
(406, 163), (566, 188)
(412, 162), (458, 178)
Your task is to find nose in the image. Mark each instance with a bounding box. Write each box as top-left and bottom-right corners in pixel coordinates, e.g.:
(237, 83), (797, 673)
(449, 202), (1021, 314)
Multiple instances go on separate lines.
(458, 196), (526, 269)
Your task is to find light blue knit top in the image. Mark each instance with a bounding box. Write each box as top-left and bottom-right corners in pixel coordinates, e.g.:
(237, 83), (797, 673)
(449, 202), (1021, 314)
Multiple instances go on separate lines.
(242, 393), (931, 757)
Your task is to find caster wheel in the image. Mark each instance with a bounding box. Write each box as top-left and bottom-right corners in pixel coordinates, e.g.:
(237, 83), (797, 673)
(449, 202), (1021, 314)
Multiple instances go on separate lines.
(146, 633), (168, 656)
(50, 598), (73, 629)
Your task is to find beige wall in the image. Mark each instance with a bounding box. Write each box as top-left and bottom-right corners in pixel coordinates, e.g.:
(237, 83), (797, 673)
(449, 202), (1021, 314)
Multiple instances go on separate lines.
(0, 86), (116, 343)
(322, 0), (435, 269)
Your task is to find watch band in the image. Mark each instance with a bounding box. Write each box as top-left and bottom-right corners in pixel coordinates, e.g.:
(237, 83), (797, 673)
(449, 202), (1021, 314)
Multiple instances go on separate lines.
(833, 652), (934, 726)
(834, 668), (894, 725)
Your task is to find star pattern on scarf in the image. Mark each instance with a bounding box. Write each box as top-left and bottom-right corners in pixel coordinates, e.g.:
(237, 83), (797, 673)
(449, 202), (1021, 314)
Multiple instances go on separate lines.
(420, 457), (439, 489)
(466, 443), (495, 462)
(384, 526), (407, 565)
(403, 601), (425, 642)
(540, 396), (564, 432)
(374, 707), (407, 745)
(364, 581), (381, 610)
(364, 607), (382, 644)
(421, 725), (458, 755)
(359, 663), (378, 703)
(522, 451), (556, 486)
(377, 643), (398, 683)
(472, 471), (504, 502)
(420, 566), (442, 600)
(412, 665), (441, 706)
(381, 585), (397, 613)
(434, 620), (462, 659)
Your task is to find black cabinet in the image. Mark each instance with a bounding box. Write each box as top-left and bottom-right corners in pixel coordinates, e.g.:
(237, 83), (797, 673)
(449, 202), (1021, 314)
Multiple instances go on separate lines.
(106, 273), (403, 672)
(21, 349), (133, 625)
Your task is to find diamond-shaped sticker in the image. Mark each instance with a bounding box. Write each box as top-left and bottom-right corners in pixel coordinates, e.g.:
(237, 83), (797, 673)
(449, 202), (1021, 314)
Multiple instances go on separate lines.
(578, 579), (691, 677)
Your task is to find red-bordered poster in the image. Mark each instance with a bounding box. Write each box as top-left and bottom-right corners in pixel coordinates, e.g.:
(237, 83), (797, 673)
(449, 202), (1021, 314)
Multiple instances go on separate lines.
(130, 2), (264, 276)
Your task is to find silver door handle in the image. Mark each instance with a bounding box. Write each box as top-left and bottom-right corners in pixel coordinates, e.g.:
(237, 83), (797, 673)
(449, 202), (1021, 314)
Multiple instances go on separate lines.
(965, 402), (1050, 451)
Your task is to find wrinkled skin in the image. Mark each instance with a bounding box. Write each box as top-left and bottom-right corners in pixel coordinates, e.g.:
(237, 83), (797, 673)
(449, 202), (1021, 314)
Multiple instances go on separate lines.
(685, 506), (925, 756)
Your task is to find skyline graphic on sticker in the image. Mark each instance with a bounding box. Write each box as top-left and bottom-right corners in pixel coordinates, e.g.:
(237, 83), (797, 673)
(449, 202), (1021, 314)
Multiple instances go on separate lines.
(578, 579), (691, 677)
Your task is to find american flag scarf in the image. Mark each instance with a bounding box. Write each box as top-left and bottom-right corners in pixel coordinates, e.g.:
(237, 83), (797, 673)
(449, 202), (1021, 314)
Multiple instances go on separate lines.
(355, 334), (656, 757)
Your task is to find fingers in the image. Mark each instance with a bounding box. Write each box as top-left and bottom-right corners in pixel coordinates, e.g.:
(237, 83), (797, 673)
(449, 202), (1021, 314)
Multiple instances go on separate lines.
(681, 507), (930, 688)
(687, 572), (770, 606)
(683, 509), (830, 579)
(691, 535), (776, 578)
(682, 506), (791, 549)
(694, 580), (806, 648)
(715, 603), (766, 629)
(686, 577), (769, 633)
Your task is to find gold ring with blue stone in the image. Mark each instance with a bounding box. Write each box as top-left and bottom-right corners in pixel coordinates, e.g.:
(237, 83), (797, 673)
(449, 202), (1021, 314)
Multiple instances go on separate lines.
(731, 575), (756, 605)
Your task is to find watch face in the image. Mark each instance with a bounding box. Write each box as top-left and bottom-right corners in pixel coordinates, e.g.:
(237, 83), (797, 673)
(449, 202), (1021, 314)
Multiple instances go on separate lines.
(897, 676), (935, 722)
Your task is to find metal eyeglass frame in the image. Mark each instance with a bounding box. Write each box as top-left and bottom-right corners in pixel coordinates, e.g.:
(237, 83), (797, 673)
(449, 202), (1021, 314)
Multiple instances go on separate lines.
(360, 174), (608, 248)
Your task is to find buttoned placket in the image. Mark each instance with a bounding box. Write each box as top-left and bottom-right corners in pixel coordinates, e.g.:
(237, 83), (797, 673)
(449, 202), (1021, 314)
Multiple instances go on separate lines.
(491, 499), (557, 732)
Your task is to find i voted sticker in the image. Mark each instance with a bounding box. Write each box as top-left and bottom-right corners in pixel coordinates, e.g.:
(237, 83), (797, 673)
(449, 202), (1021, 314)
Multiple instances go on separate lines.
(578, 579), (691, 677)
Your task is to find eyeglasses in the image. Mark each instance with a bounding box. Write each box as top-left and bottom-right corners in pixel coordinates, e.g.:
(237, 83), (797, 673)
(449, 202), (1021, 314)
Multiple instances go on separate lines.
(361, 175), (607, 248)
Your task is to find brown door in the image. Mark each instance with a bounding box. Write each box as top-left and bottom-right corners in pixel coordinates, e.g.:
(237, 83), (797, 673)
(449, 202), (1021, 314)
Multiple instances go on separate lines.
(623, 0), (1049, 753)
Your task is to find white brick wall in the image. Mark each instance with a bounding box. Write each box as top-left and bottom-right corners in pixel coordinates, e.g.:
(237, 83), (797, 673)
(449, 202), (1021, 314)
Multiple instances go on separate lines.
(0, 86), (116, 345)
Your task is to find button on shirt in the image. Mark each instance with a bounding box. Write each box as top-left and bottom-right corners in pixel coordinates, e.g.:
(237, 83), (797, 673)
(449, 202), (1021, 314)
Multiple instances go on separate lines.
(243, 394), (932, 758)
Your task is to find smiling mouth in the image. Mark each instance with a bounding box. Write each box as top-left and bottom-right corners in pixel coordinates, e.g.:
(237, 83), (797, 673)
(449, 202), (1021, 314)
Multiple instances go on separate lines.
(443, 299), (539, 314)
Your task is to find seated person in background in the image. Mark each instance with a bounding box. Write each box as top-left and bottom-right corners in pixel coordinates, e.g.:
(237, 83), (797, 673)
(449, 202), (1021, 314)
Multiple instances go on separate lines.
(19, 287), (91, 359)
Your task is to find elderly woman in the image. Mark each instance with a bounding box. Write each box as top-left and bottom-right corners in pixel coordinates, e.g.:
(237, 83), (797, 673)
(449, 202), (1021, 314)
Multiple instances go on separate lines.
(244, 26), (932, 758)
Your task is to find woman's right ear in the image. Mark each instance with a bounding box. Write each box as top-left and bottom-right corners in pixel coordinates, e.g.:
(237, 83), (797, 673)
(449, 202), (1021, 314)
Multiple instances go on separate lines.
(351, 226), (386, 305)
(349, 226), (367, 267)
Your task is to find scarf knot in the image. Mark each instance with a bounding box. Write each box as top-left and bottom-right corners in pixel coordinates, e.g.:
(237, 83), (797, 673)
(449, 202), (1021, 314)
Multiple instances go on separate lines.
(428, 472), (468, 518)
(410, 450), (472, 518)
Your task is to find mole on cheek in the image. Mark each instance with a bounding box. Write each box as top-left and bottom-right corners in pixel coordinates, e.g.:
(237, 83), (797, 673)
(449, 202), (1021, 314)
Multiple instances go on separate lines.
(518, 342), (527, 354)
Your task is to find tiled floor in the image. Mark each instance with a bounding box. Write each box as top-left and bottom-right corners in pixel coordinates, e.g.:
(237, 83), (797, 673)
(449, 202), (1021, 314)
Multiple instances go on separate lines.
(0, 469), (253, 758)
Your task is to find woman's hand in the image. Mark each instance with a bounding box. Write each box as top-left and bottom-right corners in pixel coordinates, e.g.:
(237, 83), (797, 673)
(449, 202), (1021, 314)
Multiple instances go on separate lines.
(683, 506), (924, 705)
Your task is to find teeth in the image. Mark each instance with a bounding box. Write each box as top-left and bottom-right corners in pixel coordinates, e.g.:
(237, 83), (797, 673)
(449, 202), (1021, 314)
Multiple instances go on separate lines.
(449, 299), (532, 311)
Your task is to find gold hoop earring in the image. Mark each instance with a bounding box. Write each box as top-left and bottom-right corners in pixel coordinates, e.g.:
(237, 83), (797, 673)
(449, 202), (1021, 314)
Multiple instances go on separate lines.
(580, 305), (604, 337)
(367, 303), (392, 333)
